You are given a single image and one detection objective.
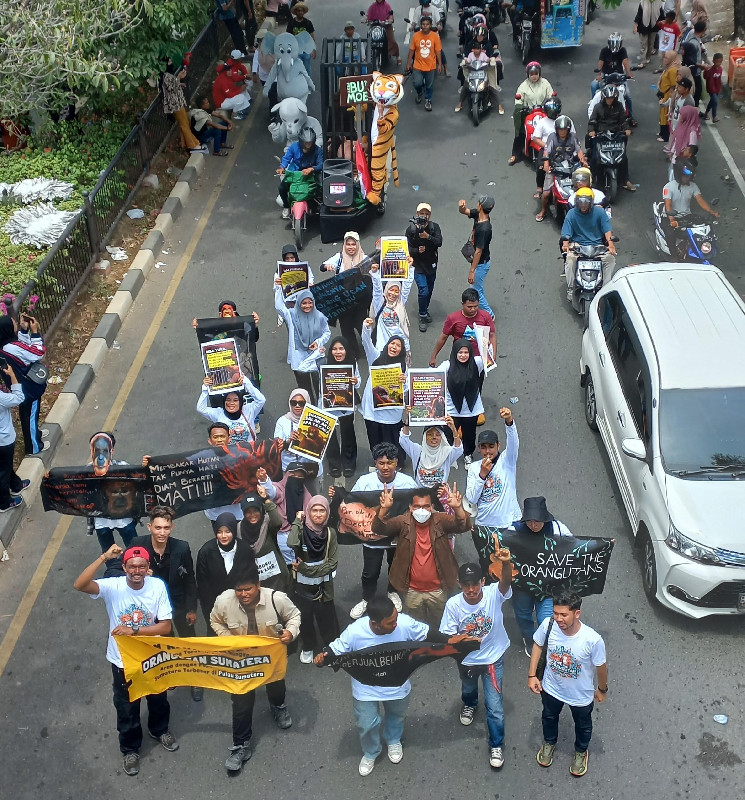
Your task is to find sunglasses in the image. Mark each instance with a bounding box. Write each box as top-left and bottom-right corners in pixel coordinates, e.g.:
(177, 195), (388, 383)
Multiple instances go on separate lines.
(290, 400), (306, 407)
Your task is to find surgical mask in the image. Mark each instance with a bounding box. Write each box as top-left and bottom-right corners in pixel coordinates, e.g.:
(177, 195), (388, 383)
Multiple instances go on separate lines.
(412, 508), (432, 524)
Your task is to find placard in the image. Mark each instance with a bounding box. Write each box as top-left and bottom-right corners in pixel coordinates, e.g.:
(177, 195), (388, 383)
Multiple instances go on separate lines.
(473, 323), (497, 374)
(408, 368), (447, 426)
(370, 365), (404, 409)
(339, 74), (374, 105)
(310, 268), (373, 323)
(277, 260), (310, 301)
(379, 236), (410, 281)
(320, 365), (355, 411)
(201, 338), (244, 394)
(288, 404), (337, 463)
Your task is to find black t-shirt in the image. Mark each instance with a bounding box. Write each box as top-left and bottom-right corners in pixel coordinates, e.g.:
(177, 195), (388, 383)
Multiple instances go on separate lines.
(469, 209), (492, 264)
(287, 17), (315, 36)
(598, 46), (627, 74)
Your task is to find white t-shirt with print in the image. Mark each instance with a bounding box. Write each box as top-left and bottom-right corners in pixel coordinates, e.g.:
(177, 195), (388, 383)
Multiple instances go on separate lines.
(533, 617), (606, 706)
(440, 583), (512, 666)
(92, 576), (173, 668)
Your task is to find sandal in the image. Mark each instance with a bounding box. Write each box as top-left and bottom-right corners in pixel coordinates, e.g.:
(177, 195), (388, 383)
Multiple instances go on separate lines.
(222, 144), (235, 149)
(508, 155), (517, 166)
(213, 151), (229, 157)
(713, 117), (720, 123)
(533, 191), (542, 199)
(454, 105), (462, 112)
(623, 182), (638, 192)
(498, 106), (504, 114)
(535, 213), (545, 222)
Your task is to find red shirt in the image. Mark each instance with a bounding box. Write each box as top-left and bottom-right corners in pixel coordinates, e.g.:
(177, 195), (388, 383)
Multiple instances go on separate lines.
(408, 522), (441, 591)
(704, 64), (723, 95)
(442, 309), (495, 342)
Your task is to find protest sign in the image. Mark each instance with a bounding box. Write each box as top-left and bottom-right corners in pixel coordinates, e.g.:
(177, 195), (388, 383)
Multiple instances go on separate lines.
(379, 236), (410, 281)
(117, 635), (287, 700)
(320, 365), (356, 411)
(310, 269), (373, 323)
(496, 529), (616, 598)
(325, 640), (480, 687)
(41, 466), (151, 519)
(339, 74), (374, 105)
(408, 369), (447, 426)
(370, 365), (404, 409)
(277, 260), (310, 302)
(288, 404), (337, 463)
(201, 338), (244, 394)
(473, 324), (496, 374)
(195, 314), (258, 391)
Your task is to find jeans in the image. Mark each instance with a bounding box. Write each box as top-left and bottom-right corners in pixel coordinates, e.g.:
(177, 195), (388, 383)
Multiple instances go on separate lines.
(361, 546), (395, 601)
(414, 270), (436, 317)
(112, 664), (169, 754)
(299, 52), (312, 77)
(353, 694), (411, 759)
(460, 658), (505, 747)
(705, 92), (719, 118)
(96, 520), (138, 553)
(199, 126), (227, 153)
(231, 679), (286, 745)
(512, 590), (553, 642)
(541, 691), (594, 753)
(473, 261), (493, 318)
(412, 69), (435, 101)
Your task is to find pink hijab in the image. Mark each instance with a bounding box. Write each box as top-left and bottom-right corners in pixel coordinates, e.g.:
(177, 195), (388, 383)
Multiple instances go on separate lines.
(667, 105), (701, 157)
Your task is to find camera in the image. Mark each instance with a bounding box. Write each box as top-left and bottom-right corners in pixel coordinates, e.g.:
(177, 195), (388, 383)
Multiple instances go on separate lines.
(410, 215), (428, 229)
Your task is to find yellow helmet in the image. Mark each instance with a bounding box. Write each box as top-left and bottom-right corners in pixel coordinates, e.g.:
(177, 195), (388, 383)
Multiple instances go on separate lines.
(575, 187), (594, 200)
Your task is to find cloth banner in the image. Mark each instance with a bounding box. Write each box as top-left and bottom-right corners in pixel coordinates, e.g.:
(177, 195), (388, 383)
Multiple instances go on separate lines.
(117, 635), (287, 700)
(310, 268), (373, 323)
(326, 640), (480, 687)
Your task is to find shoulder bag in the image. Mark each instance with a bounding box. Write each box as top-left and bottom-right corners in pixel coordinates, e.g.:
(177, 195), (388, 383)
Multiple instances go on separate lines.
(535, 617), (554, 680)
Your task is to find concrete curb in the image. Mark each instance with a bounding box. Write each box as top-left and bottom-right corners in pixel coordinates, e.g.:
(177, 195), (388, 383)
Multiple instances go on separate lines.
(0, 153), (207, 550)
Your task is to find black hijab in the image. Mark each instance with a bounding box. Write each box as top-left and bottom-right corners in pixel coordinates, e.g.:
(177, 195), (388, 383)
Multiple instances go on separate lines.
(325, 335), (357, 368)
(0, 316), (16, 349)
(221, 390), (245, 421)
(212, 512), (238, 552)
(372, 334), (407, 368)
(447, 338), (480, 412)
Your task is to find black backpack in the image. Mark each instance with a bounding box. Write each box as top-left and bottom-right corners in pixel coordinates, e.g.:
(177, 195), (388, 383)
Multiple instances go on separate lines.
(4, 352), (48, 400)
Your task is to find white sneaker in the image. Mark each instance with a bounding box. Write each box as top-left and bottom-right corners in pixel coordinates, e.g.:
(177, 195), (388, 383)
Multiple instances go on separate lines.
(281, 208), (291, 219)
(464, 455), (472, 467)
(299, 650), (313, 664)
(489, 746), (505, 769)
(387, 743), (403, 763)
(350, 599), (368, 619)
(40, 429), (49, 440)
(358, 755), (376, 776)
(387, 592), (403, 612)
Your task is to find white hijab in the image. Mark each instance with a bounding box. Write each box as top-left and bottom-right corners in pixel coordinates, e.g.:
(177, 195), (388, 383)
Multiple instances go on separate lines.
(418, 427), (454, 471)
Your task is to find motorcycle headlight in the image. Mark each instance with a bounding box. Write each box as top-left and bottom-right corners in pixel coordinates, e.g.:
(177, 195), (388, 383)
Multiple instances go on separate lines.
(665, 522), (724, 565)
(371, 27), (385, 41)
(700, 240), (712, 254)
(477, 80), (486, 91)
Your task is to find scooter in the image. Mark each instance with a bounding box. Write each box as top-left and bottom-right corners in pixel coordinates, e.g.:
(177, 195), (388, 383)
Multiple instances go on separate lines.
(590, 130), (627, 202)
(463, 61), (490, 126)
(588, 71), (633, 118)
(652, 202), (719, 264)
(564, 242), (612, 327)
(360, 10), (390, 71)
(513, 10), (537, 65)
(548, 160), (578, 225)
(486, 0), (506, 27)
(522, 103), (547, 162)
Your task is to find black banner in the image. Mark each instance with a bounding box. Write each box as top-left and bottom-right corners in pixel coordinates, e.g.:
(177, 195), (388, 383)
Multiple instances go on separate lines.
(310, 269), (373, 324)
(326, 640), (480, 686)
(497, 529), (615, 598)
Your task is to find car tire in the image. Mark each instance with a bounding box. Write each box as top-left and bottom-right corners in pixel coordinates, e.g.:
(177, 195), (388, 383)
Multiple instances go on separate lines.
(640, 530), (657, 601)
(584, 371), (598, 431)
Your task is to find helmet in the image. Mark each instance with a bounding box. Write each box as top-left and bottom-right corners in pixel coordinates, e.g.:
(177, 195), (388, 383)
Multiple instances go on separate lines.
(572, 167), (593, 188)
(526, 61), (542, 77)
(555, 114), (572, 131)
(608, 32), (623, 53)
(298, 126), (316, 144)
(674, 158), (695, 182)
(601, 84), (619, 100)
(575, 187), (594, 207)
(475, 25), (488, 38)
(543, 97), (562, 119)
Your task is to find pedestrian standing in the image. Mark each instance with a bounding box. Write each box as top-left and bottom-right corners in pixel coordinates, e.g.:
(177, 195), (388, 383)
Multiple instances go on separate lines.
(286, 2), (316, 75)
(406, 16), (443, 112)
(320, 337), (359, 478)
(656, 50), (681, 141)
(703, 53), (723, 122)
(274, 389), (312, 473)
(681, 21), (708, 109)
(633, 1), (663, 69)
(0, 361), (26, 512)
(529, 590), (608, 777)
(440, 558), (513, 769)
(73, 545), (178, 776)
(257, 461), (312, 564)
(216, 0), (248, 57)
(405, 202), (443, 332)
(399, 413), (463, 488)
(370, 262), (413, 356)
(428, 287), (497, 369)
(239, 489), (292, 591)
(161, 60), (204, 153)
(458, 195), (495, 320)
(654, 10), (681, 72)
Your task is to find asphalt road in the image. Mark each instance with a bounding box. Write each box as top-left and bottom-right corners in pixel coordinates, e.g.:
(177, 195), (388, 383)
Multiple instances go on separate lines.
(0, 2), (743, 798)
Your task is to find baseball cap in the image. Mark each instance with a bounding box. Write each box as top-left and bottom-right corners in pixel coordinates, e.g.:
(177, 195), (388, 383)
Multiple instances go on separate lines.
(229, 49), (244, 60)
(416, 202), (432, 213)
(123, 546), (150, 564)
(478, 195), (495, 212)
(678, 77), (693, 89)
(458, 562), (483, 584)
(285, 459), (309, 474)
(477, 429), (499, 445)
(344, 20), (355, 28)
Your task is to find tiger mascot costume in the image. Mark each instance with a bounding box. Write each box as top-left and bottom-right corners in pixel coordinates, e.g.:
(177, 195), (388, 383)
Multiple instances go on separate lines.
(366, 71), (404, 206)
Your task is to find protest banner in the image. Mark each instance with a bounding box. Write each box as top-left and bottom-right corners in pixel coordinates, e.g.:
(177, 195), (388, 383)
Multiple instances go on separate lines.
(473, 324), (497, 374)
(379, 236), (410, 281)
(319, 365), (356, 411)
(117, 635), (287, 700)
(277, 260), (310, 302)
(495, 529), (616, 598)
(288, 404), (337, 463)
(310, 269), (373, 323)
(41, 466), (151, 519)
(200, 338), (244, 395)
(408, 368), (447, 426)
(325, 640), (480, 687)
(370, 365), (404, 409)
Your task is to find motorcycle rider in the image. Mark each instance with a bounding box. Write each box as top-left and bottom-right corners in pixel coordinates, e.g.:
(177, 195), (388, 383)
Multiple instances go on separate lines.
(506, 0), (541, 43)
(567, 167), (607, 209)
(591, 32), (636, 125)
(587, 85), (637, 192)
(454, 41), (500, 113)
(335, 21), (367, 66)
(409, 0), (451, 77)
(561, 187), (617, 297)
(661, 159), (719, 257)
(509, 62), (553, 165)
(275, 125), (323, 220)
(365, 0), (402, 66)
(536, 115), (586, 222)
(463, 25), (503, 113)
(530, 97), (565, 200)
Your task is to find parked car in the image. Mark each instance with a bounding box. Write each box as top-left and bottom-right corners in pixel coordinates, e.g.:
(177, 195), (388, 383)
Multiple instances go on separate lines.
(580, 262), (745, 618)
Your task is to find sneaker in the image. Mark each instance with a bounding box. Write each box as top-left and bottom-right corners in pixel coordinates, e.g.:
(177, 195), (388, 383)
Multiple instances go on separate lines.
(225, 742), (252, 772)
(329, 467), (342, 478)
(416, 93), (423, 104)
(424, 313), (433, 323)
(476, 413), (486, 426)
(343, 467), (355, 478)
(40, 429), (49, 439)
(419, 318), (428, 332)
(10, 479), (30, 496)
(189, 145), (209, 154)
(537, 742), (555, 768)
(570, 750), (588, 777)
(40, 441), (51, 451)
(387, 591), (403, 612)
(459, 705), (476, 726)
(350, 599), (368, 619)
(122, 752), (140, 776)
(191, 687), (204, 702)
(523, 637), (532, 657)
(150, 731), (179, 751)
(464, 455), (472, 468)
(0, 497), (22, 512)
(387, 742), (403, 763)
(299, 649), (314, 664)
(489, 747), (505, 769)
(271, 703), (292, 729)
(424, 99), (432, 111)
(358, 755), (376, 776)
(281, 208), (291, 219)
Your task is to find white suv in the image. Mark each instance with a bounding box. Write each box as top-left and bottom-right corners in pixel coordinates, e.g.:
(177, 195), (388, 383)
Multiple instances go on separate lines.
(580, 262), (745, 618)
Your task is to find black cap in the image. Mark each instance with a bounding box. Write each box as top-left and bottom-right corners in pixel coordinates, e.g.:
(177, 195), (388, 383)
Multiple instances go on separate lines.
(678, 77), (693, 89)
(520, 496), (554, 524)
(285, 459), (308, 474)
(282, 244), (299, 258)
(240, 493), (264, 511)
(458, 562), (483, 583)
(478, 195), (495, 213)
(477, 429), (499, 445)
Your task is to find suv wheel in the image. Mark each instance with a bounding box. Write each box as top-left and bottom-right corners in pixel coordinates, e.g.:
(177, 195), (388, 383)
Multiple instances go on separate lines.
(584, 372), (598, 431)
(640, 531), (657, 600)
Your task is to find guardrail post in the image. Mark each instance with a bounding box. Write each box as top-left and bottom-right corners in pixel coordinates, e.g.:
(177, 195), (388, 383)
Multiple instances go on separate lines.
(82, 191), (100, 258)
(137, 112), (149, 172)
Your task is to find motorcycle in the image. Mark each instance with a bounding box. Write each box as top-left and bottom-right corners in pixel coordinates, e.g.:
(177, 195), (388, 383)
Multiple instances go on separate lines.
(462, 61), (490, 126)
(513, 10), (538, 65)
(652, 202), (719, 264)
(588, 71), (632, 119)
(276, 165), (320, 251)
(486, 0), (506, 27)
(564, 242), (611, 327)
(590, 130), (627, 202)
(360, 10), (390, 71)
(548, 160), (579, 225)
(522, 102), (547, 162)
(405, 0), (448, 38)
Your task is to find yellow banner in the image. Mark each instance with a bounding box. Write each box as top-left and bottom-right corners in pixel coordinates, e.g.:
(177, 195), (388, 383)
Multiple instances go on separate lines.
(116, 635), (287, 701)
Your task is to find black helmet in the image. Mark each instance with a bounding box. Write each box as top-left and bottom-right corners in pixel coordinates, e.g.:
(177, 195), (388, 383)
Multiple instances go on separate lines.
(601, 84), (619, 100)
(543, 97), (562, 119)
(298, 125), (316, 144)
(674, 158), (696, 182)
(608, 32), (623, 53)
(554, 114), (572, 131)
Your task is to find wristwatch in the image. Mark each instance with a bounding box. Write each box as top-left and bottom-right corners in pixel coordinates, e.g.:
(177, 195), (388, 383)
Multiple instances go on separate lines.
(131, 624), (140, 635)
(598, 685), (608, 694)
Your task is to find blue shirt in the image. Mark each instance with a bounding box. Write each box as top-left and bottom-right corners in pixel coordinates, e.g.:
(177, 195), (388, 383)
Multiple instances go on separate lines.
(561, 205), (611, 246)
(280, 141), (323, 173)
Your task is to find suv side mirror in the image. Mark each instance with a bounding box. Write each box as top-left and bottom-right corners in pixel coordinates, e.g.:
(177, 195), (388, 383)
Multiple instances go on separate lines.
(622, 437), (646, 461)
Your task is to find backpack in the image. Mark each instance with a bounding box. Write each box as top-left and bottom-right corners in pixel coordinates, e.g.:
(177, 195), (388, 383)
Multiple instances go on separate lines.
(4, 352), (48, 400)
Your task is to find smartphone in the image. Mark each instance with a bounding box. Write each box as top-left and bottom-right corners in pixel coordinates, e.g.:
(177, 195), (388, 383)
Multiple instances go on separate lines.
(0, 357), (7, 370)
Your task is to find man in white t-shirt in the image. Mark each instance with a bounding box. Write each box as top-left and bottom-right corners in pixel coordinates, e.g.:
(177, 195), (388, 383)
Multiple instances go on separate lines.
(440, 557), (513, 770)
(528, 589), (608, 778)
(74, 544), (176, 777)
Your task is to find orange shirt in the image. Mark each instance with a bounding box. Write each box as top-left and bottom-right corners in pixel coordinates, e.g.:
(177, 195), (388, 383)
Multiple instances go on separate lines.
(408, 522), (442, 592)
(409, 30), (441, 72)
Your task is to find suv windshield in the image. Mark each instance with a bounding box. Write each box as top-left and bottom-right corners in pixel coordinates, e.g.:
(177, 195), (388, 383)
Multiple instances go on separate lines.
(660, 388), (745, 477)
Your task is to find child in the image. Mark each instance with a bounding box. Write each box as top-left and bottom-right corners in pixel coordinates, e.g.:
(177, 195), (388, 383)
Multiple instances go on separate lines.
(655, 11), (681, 73)
(704, 54), (724, 122)
(454, 43), (490, 113)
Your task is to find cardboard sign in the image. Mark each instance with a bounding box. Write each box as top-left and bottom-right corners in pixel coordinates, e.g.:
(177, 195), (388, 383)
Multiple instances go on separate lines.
(370, 365), (404, 409)
(408, 369), (447, 426)
(320, 365), (356, 411)
(473, 323), (496, 374)
(288, 404), (337, 463)
(277, 260), (310, 301)
(379, 236), (410, 281)
(201, 338), (244, 394)
(339, 74), (374, 105)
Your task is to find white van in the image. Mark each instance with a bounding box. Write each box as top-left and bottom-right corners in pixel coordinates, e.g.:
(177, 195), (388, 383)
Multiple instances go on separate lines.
(580, 262), (745, 618)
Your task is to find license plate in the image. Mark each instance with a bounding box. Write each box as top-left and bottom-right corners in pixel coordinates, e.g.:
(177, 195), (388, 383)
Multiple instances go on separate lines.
(580, 260), (602, 270)
(738, 592), (745, 610)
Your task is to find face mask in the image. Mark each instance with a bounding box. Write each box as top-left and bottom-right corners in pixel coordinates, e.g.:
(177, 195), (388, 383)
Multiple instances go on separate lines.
(412, 508), (432, 524)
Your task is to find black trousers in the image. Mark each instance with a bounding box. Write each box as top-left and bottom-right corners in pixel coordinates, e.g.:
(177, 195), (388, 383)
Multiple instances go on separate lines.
(295, 595), (340, 652)
(293, 370), (320, 404)
(0, 441), (22, 509)
(693, 74), (703, 108)
(326, 413), (357, 472)
(453, 414), (479, 458)
(112, 664), (170, 754)
(361, 546), (395, 601)
(172, 612), (196, 638)
(231, 679), (286, 745)
(363, 419), (406, 466)
(222, 16), (246, 54)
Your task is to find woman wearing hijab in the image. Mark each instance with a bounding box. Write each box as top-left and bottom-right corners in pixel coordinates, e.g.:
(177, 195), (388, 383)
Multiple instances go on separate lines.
(320, 336), (360, 478)
(633, 0), (663, 68)
(196, 512), (255, 632)
(690, 0), (708, 25)
(657, 50), (681, 141)
(274, 285), (330, 401)
(361, 317), (408, 464)
(197, 373), (265, 444)
(276, 244), (316, 301)
(438, 339), (484, 466)
(665, 104), (701, 179)
(273, 388), (325, 483)
(238, 488), (291, 592)
(287, 495), (339, 663)
(370, 261), (413, 357)
(399, 412), (463, 488)
(257, 460), (312, 564)
(321, 232), (367, 356)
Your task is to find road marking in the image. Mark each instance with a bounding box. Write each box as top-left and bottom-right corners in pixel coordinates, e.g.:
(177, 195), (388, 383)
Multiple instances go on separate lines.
(706, 121), (745, 200)
(0, 100), (261, 679)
